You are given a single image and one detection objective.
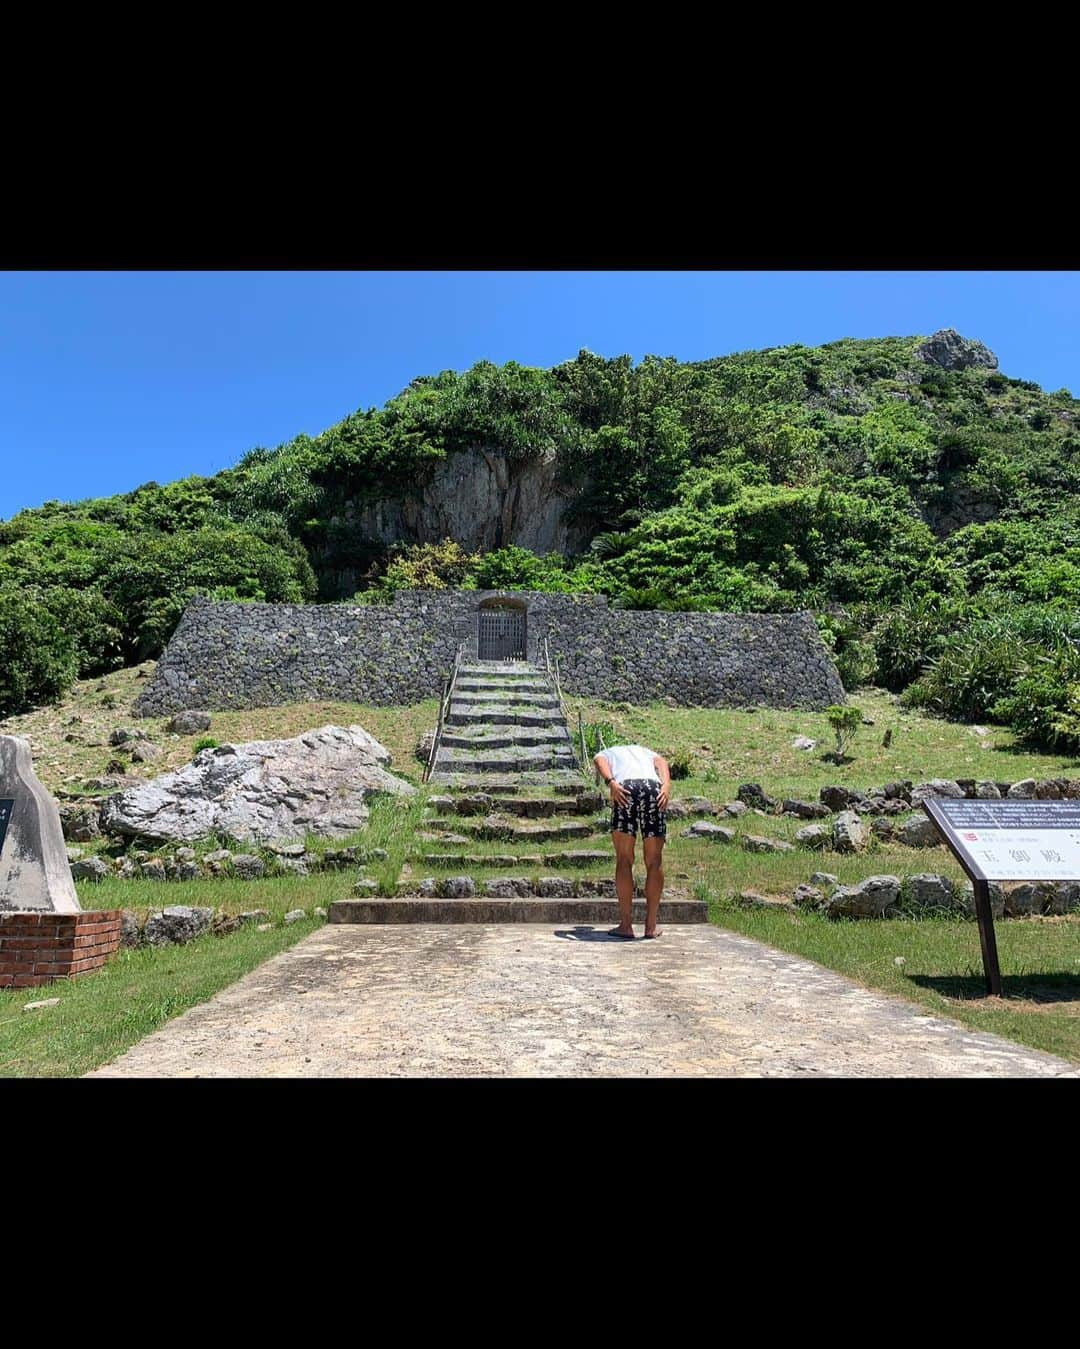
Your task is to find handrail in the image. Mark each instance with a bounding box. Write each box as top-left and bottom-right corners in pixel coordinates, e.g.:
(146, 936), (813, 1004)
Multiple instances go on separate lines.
(423, 641), (465, 783)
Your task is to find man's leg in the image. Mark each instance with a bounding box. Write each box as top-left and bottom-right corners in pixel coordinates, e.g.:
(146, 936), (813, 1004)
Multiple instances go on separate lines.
(611, 830), (637, 935)
(643, 835), (665, 937)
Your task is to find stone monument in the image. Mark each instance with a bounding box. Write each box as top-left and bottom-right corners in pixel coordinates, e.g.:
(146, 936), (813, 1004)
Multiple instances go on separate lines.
(0, 736), (120, 989)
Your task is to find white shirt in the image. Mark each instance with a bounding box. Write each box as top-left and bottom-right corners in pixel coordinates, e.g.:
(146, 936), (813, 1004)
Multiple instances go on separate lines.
(598, 744), (661, 784)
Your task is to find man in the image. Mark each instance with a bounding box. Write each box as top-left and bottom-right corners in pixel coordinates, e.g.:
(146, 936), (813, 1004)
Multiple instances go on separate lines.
(593, 743), (671, 939)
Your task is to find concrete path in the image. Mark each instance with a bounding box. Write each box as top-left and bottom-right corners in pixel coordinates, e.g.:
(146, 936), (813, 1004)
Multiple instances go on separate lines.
(86, 924), (1078, 1077)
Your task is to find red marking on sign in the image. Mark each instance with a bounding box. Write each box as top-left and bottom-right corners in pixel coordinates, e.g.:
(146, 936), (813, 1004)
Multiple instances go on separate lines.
(963, 832), (979, 841)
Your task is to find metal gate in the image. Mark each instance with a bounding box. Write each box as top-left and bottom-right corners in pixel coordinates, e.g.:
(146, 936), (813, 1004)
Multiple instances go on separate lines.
(478, 606), (526, 661)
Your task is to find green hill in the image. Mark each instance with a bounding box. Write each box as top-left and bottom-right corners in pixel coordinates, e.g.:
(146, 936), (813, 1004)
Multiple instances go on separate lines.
(4, 329), (1080, 747)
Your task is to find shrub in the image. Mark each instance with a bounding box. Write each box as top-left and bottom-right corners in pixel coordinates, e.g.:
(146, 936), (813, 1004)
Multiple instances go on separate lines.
(193, 737), (219, 754)
(0, 588), (78, 717)
(824, 704), (861, 763)
(667, 751), (693, 779)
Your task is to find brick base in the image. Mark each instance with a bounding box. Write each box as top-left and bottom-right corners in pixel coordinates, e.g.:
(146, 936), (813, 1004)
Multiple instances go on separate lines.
(0, 910), (122, 989)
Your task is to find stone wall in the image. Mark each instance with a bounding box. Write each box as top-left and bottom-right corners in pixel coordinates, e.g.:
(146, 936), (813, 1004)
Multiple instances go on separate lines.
(134, 592), (845, 715)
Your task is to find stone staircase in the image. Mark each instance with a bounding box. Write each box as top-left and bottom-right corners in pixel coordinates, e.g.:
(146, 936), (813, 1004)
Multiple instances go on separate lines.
(329, 661), (707, 924)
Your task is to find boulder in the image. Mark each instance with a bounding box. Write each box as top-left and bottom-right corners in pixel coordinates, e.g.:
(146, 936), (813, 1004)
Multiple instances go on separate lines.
(809, 872), (838, 889)
(415, 730), (436, 764)
(167, 711), (212, 735)
(283, 908), (308, 923)
(60, 803), (102, 842)
(439, 876), (475, 898)
(898, 816), (941, 848)
(742, 834), (796, 855)
(723, 801), (748, 818)
(143, 905), (215, 946)
(1006, 779), (1036, 799)
(681, 822), (735, 843)
(870, 818), (896, 841)
(910, 780), (964, 805)
(783, 800), (831, 820)
(737, 784), (776, 810)
(902, 874), (959, 912)
(820, 786), (855, 813)
(822, 875), (901, 919)
(794, 824), (830, 849)
(71, 856), (109, 882)
(974, 781), (1002, 799)
(536, 876), (574, 898)
(99, 725), (414, 844)
(230, 855), (266, 880)
(792, 884), (825, 909)
(833, 810), (868, 853)
(685, 797), (717, 815)
(131, 743), (164, 764)
(120, 910), (142, 947)
(484, 877), (533, 898)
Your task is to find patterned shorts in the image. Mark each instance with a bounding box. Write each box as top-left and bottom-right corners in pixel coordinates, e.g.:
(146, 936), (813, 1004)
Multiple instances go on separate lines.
(610, 779), (667, 840)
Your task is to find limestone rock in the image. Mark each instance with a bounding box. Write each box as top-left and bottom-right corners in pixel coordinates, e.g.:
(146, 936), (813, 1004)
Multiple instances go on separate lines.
(681, 821), (735, 843)
(144, 905), (215, 946)
(723, 801), (748, 818)
(131, 742), (164, 764)
(809, 872), (838, 889)
(742, 834), (796, 855)
(784, 799), (832, 820)
(822, 875), (902, 919)
(792, 883), (825, 908)
(283, 908), (307, 923)
(120, 911), (143, 947)
(60, 803), (102, 842)
(230, 854), (266, 880)
(1006, 779), (1036, 799)
(833, 810), (868, 853)
(100, 725), (414, 844)
(898, 815), (941, 848)
(485, 877), (533, 898)
(71, 856), (109, 882)
(915, 329), (998, 371)
(536, 876), (574, 898)
(440, 876), (475, 898)
(795, 824), (831, 849)
(974, 781), (1001, 799)
(902, 874), (959, 912)
(168, 711), (212, 734)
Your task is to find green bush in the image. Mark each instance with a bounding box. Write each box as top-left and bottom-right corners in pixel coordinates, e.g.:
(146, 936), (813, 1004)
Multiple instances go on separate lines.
(667, 751), (693, 780)
(193, 737), (220, 755)
(0, 587), (78, 717)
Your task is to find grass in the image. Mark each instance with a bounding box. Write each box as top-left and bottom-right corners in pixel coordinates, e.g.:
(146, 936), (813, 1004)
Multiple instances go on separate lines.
(564, 687), (1080, 801)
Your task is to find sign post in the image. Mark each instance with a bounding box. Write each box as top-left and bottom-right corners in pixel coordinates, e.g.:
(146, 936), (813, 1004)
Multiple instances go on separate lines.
(923, 798), (1080, 997)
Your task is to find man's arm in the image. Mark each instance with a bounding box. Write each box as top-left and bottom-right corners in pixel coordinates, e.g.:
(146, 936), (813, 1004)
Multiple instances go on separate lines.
(653, 754), (671, 810)
(594, 752), (628, 807)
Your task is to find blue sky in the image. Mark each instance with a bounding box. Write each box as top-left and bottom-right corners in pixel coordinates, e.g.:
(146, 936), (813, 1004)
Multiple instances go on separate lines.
(2, 270), (1077, 519)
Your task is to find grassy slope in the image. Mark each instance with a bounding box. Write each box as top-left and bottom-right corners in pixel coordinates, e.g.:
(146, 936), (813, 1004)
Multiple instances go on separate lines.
(1, 667), (1078, 1073)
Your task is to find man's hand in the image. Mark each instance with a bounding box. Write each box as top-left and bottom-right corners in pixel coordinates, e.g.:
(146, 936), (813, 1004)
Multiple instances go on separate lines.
(609, 780), (630, 808)
(654, 754), (671, 811)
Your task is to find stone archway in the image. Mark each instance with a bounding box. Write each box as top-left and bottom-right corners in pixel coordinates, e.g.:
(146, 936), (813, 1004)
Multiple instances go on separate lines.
(477, 598), (527, 661)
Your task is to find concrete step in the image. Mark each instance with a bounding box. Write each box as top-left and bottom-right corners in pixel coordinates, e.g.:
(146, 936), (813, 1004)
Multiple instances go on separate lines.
(440, 727), (573, 752)
(446, 706), (565, 727)
(457, 663), (542, 676)
(329, 897), (708, 924)
(427, 772), (588, 793)
(415, 849), (611, 868)
(456, 678), (552, 694)
(452, 690), (560, 707)
(429, 793), (603, 818)
(430, 818), (600, 843)
(433, 747), (579, 774)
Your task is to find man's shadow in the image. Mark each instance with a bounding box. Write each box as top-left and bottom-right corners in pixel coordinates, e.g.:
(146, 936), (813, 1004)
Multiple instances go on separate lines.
(554, 925), (640, 943)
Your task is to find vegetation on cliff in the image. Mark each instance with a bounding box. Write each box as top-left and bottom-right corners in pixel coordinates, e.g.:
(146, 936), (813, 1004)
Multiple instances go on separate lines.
(4, 331), (1080, 748)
